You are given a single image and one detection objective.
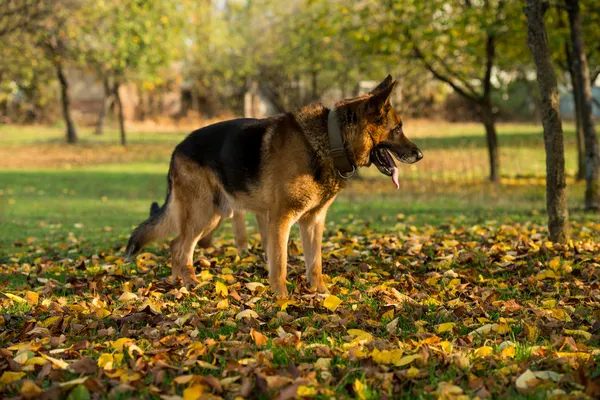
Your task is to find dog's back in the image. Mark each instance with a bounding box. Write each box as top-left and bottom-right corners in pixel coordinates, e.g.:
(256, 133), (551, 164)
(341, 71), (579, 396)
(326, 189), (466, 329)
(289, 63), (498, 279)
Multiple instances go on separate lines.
(174, 118), (268, 193)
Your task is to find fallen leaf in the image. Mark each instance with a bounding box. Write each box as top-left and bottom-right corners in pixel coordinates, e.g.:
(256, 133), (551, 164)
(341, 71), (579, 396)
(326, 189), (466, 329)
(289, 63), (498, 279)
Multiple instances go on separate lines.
(323, 294), (342, 312)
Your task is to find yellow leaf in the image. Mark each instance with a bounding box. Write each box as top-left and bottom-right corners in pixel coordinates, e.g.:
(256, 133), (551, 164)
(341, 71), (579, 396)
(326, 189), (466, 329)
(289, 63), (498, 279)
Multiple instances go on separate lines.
(406, 367), (420, 378)
(564, 329), (592, 341)
(21, 379), (42, 398)
(501, 345), (516, 358)
(277, 299), (297, 311)
(297, 385), (317, 397)
(371, 348), (404, 364)
(436, 322), (455, 333)
(41, 316), (62, 328)
(14, 351), (33, 364)
(236, 309), (259, 320)
(250, 328), (268, 345)
(41, 353), (69, 369)
(524, 323), (539, 342)
(196, 360), (219, 370)
(353, 379), (367, 400)
(98, 353), (113, 370)
(24, 291), (38, 305)
(382, 309), (394, 320)
(118, 291), (138, 301)
(347, 329), (373, 342)
(541, 299), (556, 308)
(200, 270), (213, 281)
(127, 344), (144, 357)
(549, 308), (571, 322)
(111, 338), (134, 351)
(396, 354), (420, 367)
(440, 341), (453, 353)
(24, 357), (47, 366)
(323, 295), (342, 312)
(215, 281), (228, 297)
(474, 346), (494, 358)
(2, 292), (26, 303)
(0, 371), (26, 384)
(216, 299), (229, 309)
(58, 377), (88, 389)
(173, 375), (196, 384)
(184, 384), (205, 400)
(120, 370), (142, 383)
(496, 322), (511, 335)
(548, 257), (560, 270)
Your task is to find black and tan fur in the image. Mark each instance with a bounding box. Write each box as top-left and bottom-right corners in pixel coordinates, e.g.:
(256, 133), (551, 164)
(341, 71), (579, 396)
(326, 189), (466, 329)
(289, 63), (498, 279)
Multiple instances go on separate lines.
(125, 76), (422, 296)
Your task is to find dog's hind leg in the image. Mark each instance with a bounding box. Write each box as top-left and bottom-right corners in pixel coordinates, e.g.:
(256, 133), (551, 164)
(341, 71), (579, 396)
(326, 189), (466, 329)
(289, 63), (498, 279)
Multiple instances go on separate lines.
(170, 208), (221, 288)
(232, 211), (249, 253)
(169, 159), (223, 287)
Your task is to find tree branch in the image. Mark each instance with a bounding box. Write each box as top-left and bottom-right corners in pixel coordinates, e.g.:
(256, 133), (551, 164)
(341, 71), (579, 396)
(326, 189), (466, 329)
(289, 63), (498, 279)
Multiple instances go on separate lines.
(412, 45), (481, 104)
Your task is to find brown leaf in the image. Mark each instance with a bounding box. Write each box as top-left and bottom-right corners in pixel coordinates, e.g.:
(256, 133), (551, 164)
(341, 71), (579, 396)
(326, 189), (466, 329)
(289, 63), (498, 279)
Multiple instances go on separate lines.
(70, 357), (98, 374)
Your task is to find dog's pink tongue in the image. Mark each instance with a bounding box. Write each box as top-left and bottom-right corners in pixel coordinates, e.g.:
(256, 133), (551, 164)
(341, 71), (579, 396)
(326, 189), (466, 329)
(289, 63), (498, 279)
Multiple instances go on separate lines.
(392, 166), (399, 189)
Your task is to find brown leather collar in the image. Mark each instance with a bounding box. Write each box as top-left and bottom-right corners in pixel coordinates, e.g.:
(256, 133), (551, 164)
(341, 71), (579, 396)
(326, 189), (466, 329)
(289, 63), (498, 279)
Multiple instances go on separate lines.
(327, 109), (355, 178)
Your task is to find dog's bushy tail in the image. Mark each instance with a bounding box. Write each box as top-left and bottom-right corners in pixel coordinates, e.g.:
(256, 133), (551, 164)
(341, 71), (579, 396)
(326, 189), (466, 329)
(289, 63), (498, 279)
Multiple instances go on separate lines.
(150, 201), (160, 217)
(125, 166), (175, 261)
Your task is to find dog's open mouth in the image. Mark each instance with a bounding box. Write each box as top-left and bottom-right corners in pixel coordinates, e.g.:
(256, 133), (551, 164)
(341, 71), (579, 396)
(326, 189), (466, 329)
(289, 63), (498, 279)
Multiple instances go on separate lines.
(370, 147), (399, 189)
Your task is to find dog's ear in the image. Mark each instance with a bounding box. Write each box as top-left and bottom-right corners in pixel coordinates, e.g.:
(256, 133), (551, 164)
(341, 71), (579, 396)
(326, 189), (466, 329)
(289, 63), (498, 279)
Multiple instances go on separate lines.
(367, 80), (398, 114)
(370, 75), (394, 94)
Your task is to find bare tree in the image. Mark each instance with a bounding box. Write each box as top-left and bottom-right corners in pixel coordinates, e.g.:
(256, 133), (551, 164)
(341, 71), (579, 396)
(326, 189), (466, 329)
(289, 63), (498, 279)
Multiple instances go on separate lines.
(566, 0), (600, 211)
(524, 0), (570, 242)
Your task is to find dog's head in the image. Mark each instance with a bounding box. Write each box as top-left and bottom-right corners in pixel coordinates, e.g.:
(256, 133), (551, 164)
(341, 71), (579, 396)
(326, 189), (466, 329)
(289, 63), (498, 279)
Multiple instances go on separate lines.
(337, 75), (423, 188)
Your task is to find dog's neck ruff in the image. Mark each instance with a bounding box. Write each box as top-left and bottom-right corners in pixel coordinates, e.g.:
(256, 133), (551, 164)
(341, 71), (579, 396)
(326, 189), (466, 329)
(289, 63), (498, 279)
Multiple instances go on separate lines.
(327, 108), (355, 178)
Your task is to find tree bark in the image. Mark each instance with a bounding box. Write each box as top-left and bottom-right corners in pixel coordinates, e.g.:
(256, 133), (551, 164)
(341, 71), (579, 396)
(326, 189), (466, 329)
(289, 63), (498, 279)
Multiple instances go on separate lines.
(113, 81), (126, 146)
(566, 0), (600, 211)
(95, 76), (112, 135)
(565, 44), (585, 180)
(524, 0), (570, 243)
(56, 60), (77, 144)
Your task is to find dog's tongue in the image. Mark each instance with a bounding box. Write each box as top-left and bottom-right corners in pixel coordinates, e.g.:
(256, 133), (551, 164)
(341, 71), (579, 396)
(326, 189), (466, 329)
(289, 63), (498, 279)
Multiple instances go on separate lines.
(392, 166), (399, 189)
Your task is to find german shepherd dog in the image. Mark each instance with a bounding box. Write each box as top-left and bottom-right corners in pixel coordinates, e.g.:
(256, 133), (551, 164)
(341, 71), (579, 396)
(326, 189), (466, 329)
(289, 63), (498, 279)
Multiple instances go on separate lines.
(125, 75), (422, 297)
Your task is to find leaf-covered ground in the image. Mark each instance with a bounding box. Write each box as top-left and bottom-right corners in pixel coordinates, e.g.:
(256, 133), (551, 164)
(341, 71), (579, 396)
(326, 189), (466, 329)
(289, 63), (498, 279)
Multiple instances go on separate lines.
(1, 219), (599, 399)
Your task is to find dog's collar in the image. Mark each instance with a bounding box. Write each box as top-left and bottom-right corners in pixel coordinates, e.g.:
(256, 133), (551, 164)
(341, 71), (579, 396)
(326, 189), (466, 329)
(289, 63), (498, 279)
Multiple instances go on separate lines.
(327, 109), (355, 178)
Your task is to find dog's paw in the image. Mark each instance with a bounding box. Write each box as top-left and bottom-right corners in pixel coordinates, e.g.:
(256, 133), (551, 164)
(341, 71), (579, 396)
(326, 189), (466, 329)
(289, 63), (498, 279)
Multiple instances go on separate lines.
(271, 284), (289, 299)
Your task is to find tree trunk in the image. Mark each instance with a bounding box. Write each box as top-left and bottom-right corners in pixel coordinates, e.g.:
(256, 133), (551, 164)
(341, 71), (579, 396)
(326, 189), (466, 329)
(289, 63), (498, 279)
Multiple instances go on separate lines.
(480, 103), (499, 182)
(56, 61), (77, 144)
(482, 33), (500, 183)
(95, 76), (112, 135)
(566, 0), (600, 211)
(566, 44), (586, 181)
(113, 81), (126, 146)
(524, 0), (570, 243)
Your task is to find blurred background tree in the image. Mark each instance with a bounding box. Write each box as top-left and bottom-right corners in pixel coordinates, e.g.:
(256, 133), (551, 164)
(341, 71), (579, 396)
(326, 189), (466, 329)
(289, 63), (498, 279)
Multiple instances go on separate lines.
(0, 0), (598, 206)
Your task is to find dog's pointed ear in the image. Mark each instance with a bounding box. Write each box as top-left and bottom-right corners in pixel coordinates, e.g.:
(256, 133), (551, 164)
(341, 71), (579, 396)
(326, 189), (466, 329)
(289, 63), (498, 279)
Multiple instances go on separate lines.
(369, 75), (394, 94)
(367, 80), (398, 113)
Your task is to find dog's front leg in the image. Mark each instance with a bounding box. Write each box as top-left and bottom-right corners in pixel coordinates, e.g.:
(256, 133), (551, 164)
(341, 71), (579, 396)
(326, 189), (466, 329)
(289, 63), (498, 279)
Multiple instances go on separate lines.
(267, 214), (293, 297)
(299, 207), (330, 293)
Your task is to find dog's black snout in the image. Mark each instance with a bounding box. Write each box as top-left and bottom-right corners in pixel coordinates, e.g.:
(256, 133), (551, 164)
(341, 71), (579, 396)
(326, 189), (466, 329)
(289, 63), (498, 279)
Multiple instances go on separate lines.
(413, 149), (423, 161)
